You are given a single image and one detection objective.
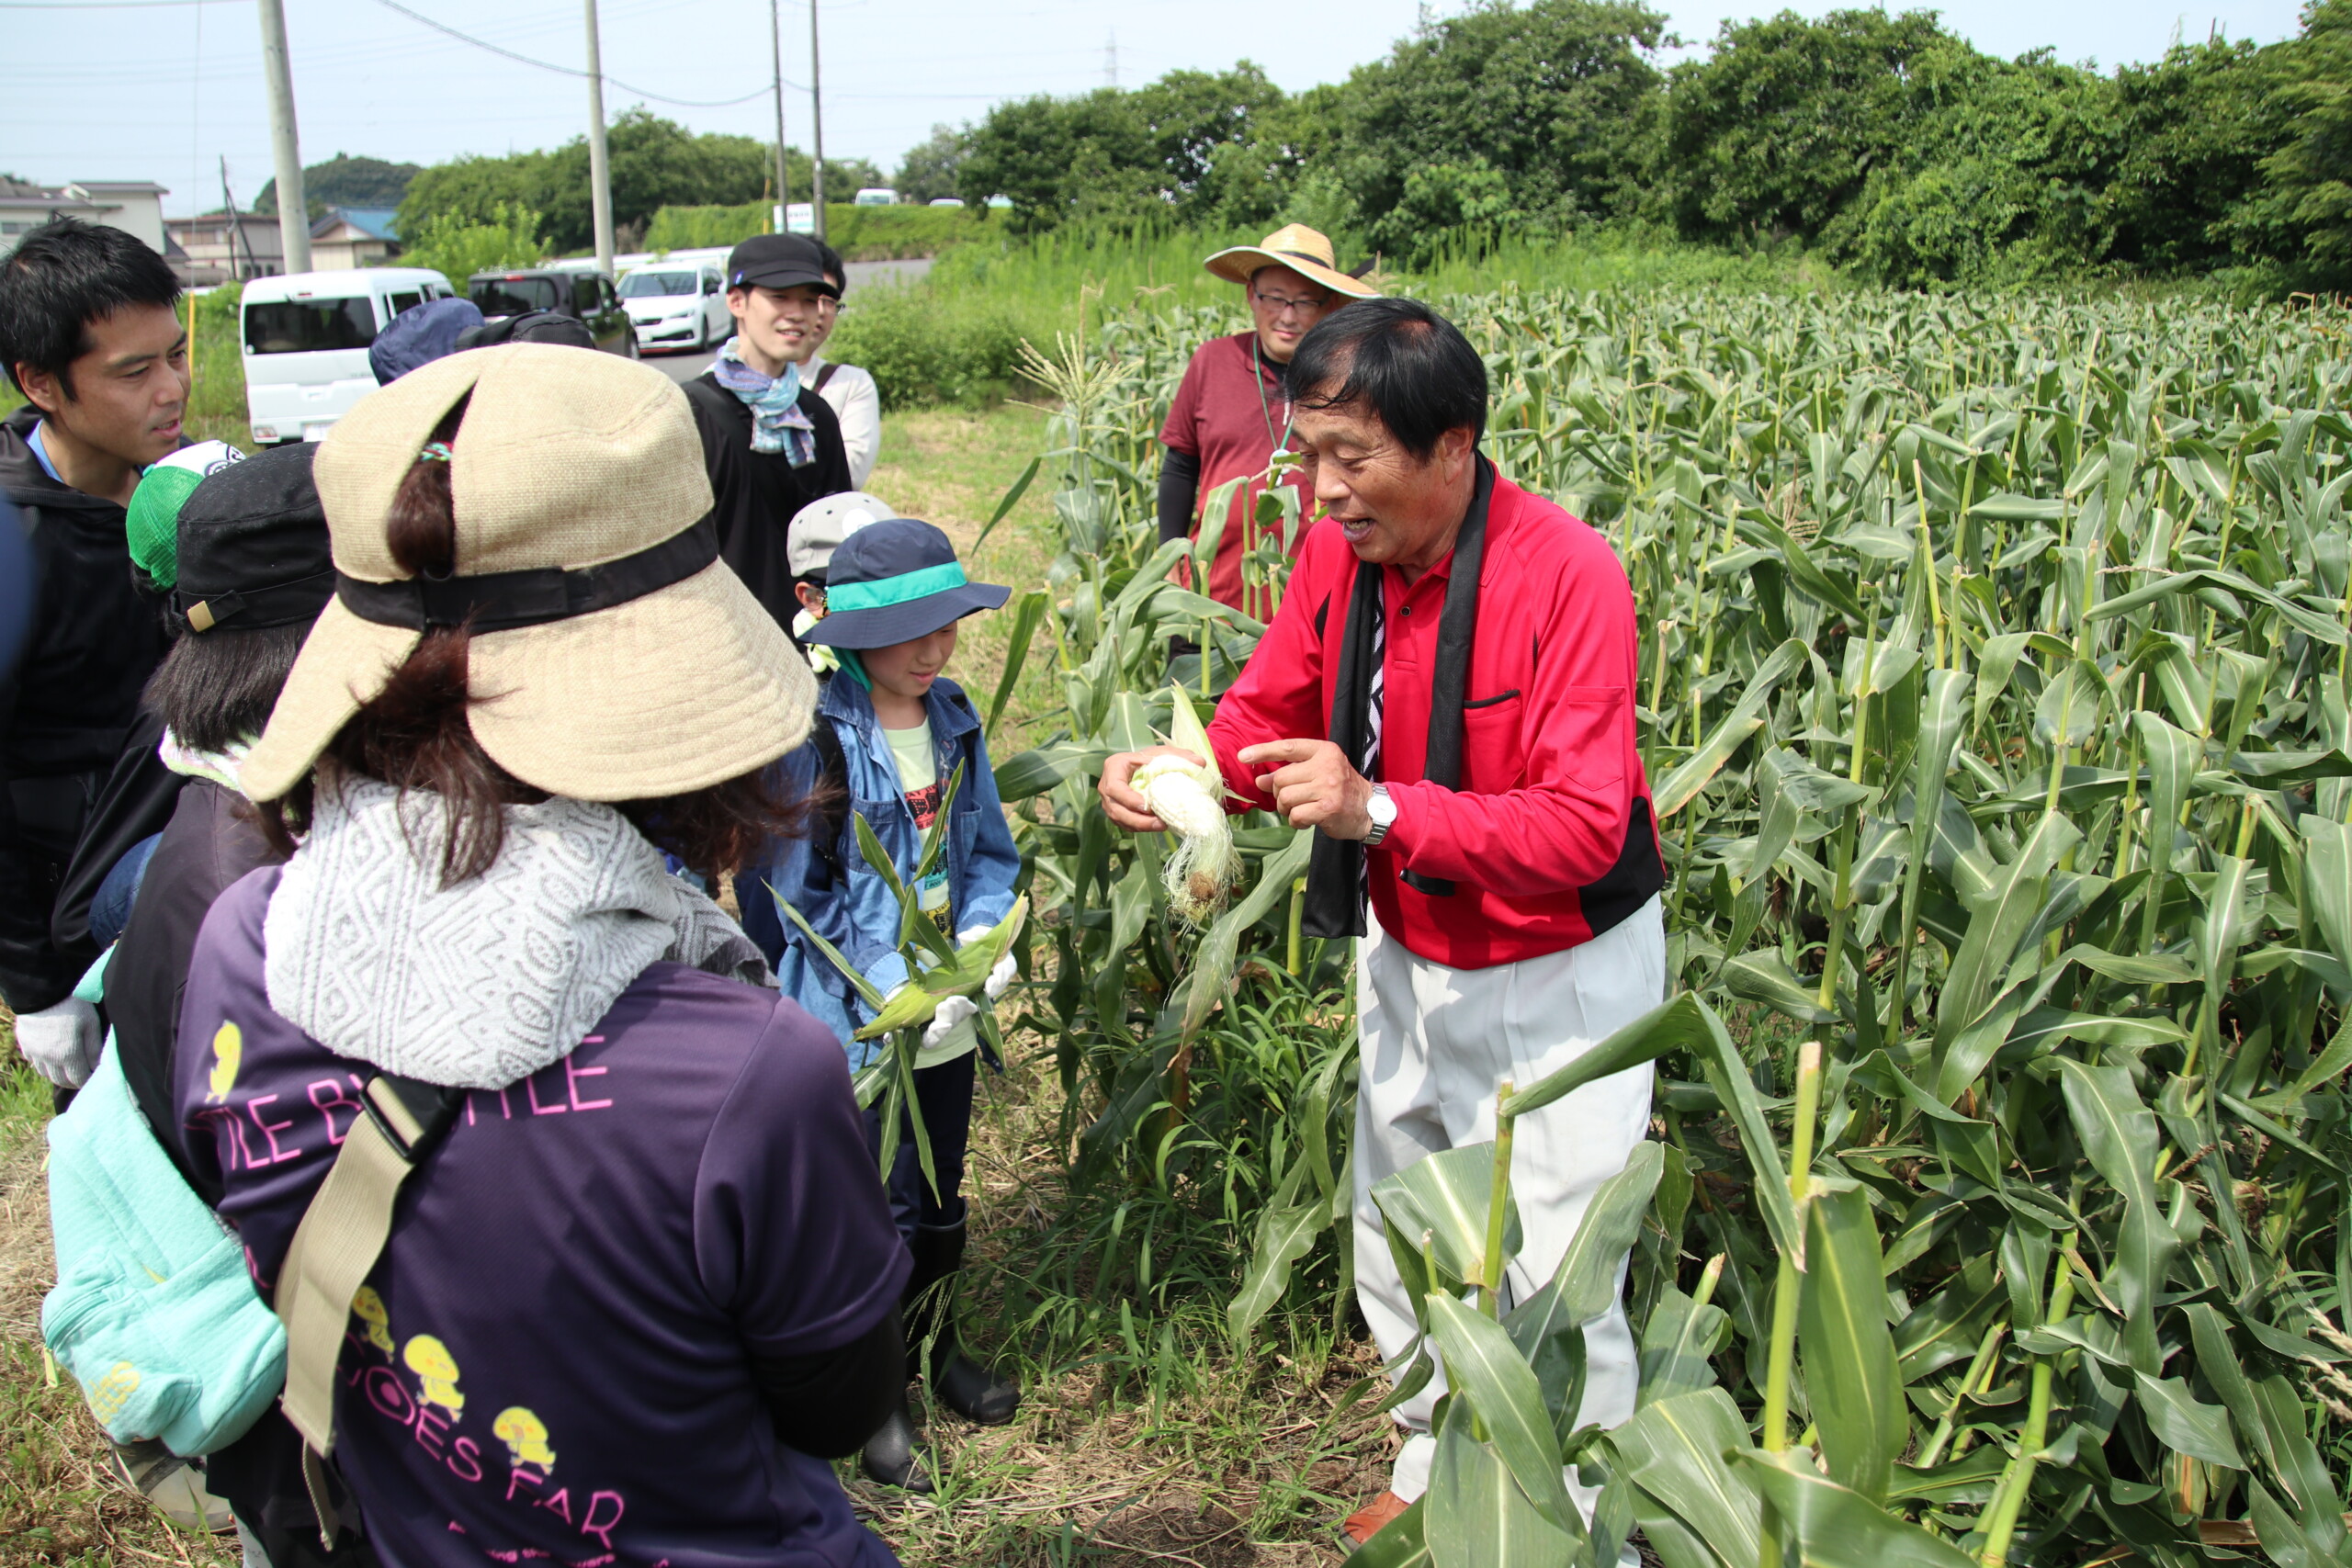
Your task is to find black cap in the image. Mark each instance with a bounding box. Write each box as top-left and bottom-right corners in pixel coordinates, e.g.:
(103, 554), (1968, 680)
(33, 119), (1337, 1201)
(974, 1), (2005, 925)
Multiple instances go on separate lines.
(455, 310), (597, 352)
(803, 518), (1009, 649)
(725, 233), (840, 298)
(173, 445), (334, 635)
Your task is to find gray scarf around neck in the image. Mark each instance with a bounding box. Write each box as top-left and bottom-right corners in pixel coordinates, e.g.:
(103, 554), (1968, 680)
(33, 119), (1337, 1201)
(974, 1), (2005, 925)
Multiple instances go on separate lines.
(264, 777), (770, 1091)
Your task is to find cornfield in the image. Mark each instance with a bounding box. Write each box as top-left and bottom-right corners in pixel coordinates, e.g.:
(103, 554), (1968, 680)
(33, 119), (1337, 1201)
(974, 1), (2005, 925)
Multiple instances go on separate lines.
(985, 282), (2352, 1567)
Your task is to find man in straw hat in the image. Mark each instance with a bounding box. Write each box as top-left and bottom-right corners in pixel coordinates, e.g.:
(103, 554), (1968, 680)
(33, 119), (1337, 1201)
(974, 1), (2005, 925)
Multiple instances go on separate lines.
(1159, 224), (1375, 620)
(175, 344), (909, 1565)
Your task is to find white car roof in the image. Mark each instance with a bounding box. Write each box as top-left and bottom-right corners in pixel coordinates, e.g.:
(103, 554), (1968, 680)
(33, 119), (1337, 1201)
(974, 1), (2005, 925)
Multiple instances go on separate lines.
(240, 267), (449, 303)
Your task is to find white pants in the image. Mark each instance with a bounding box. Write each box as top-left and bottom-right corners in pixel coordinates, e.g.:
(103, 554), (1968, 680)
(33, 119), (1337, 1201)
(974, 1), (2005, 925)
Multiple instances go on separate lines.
(1353, 897), (1665, 1511)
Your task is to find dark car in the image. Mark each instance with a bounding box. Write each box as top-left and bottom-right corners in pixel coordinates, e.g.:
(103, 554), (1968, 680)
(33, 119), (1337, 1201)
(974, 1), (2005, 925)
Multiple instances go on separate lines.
(465, 269), (637, 357)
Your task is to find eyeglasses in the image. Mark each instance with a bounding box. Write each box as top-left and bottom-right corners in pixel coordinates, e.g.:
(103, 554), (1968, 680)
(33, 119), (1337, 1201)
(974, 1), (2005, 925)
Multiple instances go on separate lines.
(1251, 288), (1331, 317)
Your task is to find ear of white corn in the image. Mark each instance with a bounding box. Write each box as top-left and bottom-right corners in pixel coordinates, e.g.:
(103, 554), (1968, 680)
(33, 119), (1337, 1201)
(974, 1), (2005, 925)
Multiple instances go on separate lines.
(1131, 686), (1238, 922)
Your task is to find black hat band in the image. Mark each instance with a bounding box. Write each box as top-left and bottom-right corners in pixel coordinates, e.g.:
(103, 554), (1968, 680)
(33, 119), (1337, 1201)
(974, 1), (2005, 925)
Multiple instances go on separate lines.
(337, 517), (718, 635)
(180, 570), (338, 634)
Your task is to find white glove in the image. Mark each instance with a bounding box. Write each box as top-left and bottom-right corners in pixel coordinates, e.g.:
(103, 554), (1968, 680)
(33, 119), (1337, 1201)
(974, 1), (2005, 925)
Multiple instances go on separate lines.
(15, 997), (101, 1089)
(922, 994), (980, 1049)
(957, 926), (1020, 1002)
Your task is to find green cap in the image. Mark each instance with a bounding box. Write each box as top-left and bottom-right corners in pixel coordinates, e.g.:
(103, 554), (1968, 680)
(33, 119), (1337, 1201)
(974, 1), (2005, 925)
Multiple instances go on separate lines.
(128, 441), (244, 592)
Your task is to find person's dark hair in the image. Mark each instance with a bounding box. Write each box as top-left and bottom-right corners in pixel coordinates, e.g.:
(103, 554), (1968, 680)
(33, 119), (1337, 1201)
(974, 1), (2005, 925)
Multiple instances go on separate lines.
(260, 396), (815, 883)
(0, 216), (182, 399)
(144, 623), (310, 755)
(1285, 297), (1487, 461)
(818, 242), (847, 293)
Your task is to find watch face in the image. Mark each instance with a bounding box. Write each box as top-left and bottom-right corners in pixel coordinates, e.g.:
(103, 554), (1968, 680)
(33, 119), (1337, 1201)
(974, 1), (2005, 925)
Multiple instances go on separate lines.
(1369, 788), (1397, 827)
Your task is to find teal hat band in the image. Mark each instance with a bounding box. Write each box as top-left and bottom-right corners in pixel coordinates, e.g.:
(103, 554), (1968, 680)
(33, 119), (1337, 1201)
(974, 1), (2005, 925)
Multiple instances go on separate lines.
(825, 560), (968, 613)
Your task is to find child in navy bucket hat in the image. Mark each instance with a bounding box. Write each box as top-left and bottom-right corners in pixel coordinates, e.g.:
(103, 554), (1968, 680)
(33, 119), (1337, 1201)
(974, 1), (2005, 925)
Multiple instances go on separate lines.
(742, 518), (1023, 1492)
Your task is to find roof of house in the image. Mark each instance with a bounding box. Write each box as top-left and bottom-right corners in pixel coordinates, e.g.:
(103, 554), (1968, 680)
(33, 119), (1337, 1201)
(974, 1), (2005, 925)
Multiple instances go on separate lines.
(0, 176), (169, 211)
(312, 207), (400, 242)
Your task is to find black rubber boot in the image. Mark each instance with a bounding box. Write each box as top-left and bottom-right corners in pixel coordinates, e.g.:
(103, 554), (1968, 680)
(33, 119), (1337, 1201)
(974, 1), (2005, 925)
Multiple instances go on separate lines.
(859, 1393), (933, 1492)
(908, 1210), (1022, 1426)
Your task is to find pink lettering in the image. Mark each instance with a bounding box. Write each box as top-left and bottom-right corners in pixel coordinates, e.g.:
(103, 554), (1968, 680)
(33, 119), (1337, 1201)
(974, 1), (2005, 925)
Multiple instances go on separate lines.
(524, 1070), (567, 1116)
(413, 1404), (448, 1460)
(243, 1243), (271, 1292)
(364, 1366), (415, 1425)
(505, 1463), (547, 1503)
(538, 1486), (573, 1524)
(564, 1058), (612, 1112)
(309, 1077), (363, 1145)
(246, 1095), (302, 1165)
(580, 1491), (626, 1550)
(448, 1436), (484, 1484)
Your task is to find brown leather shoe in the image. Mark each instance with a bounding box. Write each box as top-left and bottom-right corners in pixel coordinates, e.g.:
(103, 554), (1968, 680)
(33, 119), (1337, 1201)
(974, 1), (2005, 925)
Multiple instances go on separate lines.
(1342, 1491), (1411, 1545)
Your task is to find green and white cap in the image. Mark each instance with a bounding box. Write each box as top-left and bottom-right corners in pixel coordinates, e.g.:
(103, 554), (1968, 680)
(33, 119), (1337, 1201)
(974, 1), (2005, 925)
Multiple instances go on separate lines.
(128, 440), (244, 591)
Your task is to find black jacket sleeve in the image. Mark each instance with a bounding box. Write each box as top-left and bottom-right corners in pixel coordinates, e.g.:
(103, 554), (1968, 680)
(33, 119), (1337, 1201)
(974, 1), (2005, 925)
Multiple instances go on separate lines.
(52, 707), (185, 971)
(752, 1303), (904, 1459)
(798, 387), (853, 500)
(1158, 446), (1201, 547)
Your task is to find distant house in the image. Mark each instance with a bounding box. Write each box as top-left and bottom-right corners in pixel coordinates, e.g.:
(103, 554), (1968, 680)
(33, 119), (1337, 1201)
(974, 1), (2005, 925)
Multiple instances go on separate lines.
(0, 177), (170, 260)
(164, 210), (284, 287)
(308, 207), (401, 271)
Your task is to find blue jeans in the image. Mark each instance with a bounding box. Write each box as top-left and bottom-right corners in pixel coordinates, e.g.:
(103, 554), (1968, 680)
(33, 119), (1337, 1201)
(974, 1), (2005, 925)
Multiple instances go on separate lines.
(863, 1049), (975, 1242)
(91, 833), (161, 951)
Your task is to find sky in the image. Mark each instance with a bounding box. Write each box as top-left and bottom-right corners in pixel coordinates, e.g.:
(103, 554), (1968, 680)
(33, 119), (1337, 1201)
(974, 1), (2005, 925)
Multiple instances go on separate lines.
(0, 0), (2315, 219)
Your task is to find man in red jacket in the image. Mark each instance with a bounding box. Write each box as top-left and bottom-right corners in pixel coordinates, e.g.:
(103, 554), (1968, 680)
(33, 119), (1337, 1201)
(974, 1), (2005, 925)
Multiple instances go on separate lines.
(1101, 298), (1664, 1547)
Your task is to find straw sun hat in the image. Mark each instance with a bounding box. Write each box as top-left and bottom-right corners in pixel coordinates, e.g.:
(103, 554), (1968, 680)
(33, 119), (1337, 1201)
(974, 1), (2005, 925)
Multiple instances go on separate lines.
(239, 344), (817, 804)
(1202, 223), (1378, 299)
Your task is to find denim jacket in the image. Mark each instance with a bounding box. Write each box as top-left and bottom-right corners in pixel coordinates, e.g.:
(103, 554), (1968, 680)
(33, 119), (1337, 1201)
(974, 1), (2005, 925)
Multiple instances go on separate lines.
(741, 672), (1021, 1068)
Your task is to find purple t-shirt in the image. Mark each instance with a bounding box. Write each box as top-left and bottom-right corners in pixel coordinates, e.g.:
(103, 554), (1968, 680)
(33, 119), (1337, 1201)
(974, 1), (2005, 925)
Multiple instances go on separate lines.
(176, 867), (909, 1568)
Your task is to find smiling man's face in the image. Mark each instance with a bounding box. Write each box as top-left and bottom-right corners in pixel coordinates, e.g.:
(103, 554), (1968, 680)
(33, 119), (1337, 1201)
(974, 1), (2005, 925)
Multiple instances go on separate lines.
(1292, 396), (1477, 581)
(18, 301), (189, 467)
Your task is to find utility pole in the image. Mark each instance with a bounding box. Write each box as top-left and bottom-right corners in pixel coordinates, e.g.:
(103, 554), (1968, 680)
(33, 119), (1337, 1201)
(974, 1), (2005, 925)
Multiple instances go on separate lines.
(221, 157), (258, 280)
(808, 0), (826, 242)
(769, 0), (790, 233)
(1105, 29), (1117, 88)
(583, 0), (616, 276)
(255, 0), (309, 273)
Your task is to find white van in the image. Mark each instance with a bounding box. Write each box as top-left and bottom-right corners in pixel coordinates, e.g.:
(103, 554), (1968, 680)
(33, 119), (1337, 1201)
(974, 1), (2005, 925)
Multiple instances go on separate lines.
(241, 267), (454, 446)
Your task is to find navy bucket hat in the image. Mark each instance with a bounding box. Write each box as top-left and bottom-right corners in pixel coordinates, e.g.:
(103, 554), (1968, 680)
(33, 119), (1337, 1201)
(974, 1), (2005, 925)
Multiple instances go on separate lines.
(804, 518), (1008, 649)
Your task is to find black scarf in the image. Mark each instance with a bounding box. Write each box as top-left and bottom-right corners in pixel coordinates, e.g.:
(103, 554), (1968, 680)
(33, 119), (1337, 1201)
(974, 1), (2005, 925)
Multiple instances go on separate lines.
(1301, 457), (1494, 939)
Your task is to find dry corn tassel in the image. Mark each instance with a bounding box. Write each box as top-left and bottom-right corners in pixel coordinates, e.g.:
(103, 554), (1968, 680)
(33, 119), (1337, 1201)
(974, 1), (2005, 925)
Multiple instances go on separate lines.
(1130, 685), (1238, 923)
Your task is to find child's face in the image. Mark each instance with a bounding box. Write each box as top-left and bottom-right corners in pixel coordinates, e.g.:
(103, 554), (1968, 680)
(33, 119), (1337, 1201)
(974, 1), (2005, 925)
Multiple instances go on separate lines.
(862, 622), (958, 703)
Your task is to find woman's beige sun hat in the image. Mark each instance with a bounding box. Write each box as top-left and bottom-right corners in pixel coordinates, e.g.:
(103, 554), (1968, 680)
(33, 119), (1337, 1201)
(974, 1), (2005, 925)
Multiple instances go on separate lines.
(240, 343), (817, 804)
(1203, 223), (1378, 299)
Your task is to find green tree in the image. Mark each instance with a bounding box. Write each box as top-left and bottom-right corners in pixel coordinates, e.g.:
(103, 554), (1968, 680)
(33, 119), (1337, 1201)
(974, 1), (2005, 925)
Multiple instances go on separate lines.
(2095, 39), (2275, 276)
(395, 111), (878, 255)
(2222, 0), (2352, 288)
(1307, 0), (1672, 264)
(399, 201), (549, 283)
(1664, 8), (1970, 247)
(255, 153), (422, 219)
(895, 124), (969, 204)
(956, 64), (1284, 233)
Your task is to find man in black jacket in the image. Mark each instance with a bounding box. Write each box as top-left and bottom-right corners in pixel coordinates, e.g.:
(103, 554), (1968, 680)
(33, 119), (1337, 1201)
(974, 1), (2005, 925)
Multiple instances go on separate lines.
(684, 233), (852, 629)
(0, 218), (187, 1085)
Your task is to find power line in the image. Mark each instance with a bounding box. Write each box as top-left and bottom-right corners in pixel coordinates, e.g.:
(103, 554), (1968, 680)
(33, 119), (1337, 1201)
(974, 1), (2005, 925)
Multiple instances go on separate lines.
(370, 0), (777, 107)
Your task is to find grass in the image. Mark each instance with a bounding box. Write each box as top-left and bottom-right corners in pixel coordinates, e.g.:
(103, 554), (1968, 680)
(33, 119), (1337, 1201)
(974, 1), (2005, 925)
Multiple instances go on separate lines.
(0, 400), (1390, 1566)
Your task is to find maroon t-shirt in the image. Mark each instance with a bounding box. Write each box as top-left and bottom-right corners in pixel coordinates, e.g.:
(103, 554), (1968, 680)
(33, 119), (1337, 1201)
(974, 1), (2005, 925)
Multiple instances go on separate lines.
(1159, 332), (1313, 613)
(177, 867), (908, 1568)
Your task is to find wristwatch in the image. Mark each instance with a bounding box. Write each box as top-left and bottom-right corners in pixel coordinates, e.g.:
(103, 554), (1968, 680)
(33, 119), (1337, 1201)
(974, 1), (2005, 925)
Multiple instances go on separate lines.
(1363, 784), (1397, 849)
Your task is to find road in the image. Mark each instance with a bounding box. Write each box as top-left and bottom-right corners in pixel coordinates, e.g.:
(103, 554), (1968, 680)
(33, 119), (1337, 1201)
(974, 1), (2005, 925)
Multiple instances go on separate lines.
(650, 256), (932, 385)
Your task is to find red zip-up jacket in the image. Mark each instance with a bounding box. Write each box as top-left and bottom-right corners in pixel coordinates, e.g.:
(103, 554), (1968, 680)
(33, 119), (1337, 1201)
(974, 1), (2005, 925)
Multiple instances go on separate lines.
(1206, 470), (1663, 970)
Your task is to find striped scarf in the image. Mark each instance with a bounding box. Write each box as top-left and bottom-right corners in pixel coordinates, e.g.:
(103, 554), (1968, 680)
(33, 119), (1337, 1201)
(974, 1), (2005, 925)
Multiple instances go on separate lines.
(713, 338), (819, 467)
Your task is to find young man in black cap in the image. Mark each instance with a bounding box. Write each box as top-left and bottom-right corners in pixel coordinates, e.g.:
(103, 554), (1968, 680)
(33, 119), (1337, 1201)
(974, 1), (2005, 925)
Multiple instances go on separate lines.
(0, 216), (187, 1079)
(684, 232), (853, 630)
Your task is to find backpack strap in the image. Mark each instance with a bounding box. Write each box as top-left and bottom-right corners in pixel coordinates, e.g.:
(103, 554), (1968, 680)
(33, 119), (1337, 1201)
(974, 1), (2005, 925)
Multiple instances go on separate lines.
(811, 361), (842, 393)
(274, 1072), (463, 1545)
(808, 715), (853, 886)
